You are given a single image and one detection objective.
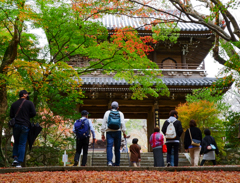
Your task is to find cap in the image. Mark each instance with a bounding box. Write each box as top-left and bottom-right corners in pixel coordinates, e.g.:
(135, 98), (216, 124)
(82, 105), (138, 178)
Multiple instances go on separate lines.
(111, 101), (119, 108)
(81, 110), (89, 116)
(19, 90), (31, 97)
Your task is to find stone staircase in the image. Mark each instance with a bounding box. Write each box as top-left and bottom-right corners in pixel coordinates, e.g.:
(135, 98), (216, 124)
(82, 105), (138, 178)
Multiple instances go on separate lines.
(89, 152), (190, 167)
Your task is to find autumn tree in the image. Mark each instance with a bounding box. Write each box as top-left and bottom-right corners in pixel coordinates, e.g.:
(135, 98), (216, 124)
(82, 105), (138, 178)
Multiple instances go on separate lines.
(72, 0), (239, 89)
(0, 0), (182, 166)
(176, 88), (230, 156)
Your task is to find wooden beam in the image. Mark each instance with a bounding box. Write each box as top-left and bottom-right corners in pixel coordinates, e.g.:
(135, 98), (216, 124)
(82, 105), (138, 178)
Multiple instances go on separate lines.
(81, 99), (185, 107)
(79, 106), (151, 113)
(89, 113), (148, 119)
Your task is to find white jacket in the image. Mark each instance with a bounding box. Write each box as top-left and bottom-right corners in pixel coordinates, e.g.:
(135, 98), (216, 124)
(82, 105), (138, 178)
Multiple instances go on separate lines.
(101, 109), (126, 135)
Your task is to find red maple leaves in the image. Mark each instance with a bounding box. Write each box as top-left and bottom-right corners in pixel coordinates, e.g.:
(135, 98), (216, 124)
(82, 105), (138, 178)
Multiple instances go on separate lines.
(1, 170), (240, 182)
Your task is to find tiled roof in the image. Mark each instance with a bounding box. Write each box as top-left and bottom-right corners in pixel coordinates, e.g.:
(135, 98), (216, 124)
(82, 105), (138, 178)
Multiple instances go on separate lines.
(81, 77), (217, 86)
(93, 14), (210, 32)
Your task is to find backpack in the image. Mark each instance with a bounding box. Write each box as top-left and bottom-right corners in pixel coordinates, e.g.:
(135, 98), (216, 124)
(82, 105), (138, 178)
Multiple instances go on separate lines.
(165, 119), (177, 139)
(74, 118), (90, 139)
(108, 110), (121, 130)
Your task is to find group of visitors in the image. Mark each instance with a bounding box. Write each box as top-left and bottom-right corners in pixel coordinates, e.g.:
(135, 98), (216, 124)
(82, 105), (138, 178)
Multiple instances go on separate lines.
(149, 110), (219, 167)
(10, 92), (219, 168)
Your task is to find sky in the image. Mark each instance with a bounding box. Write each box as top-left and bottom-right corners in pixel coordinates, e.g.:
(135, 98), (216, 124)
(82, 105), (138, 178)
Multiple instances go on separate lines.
(205, 54), (224, 78)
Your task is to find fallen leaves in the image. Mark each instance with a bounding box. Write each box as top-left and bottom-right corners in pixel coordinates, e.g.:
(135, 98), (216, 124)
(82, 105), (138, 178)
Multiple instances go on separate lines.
(0, 170), (240, 183)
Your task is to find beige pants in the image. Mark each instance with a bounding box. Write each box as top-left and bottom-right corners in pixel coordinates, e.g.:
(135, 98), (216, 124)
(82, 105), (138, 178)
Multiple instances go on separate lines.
(189, 147), (201, 166)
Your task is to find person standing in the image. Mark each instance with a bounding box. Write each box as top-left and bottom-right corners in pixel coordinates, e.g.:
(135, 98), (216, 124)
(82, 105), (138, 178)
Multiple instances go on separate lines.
(149, 127), (165, 167)
(200, 129), (219, 166)
(10, 90), (36, 168)
(184, 119), (202, 166)
(129, 138), (141, 167)
(162, 110), (183, 167)
(101, 101), (127, 166)
(73, 110), (96, 166)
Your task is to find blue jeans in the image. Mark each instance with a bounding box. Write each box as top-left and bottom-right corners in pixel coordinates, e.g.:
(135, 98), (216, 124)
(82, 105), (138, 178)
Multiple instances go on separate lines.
(13, 124), (29, 163)
(106, 131), (121, 166)
(170, 148), (174, 166)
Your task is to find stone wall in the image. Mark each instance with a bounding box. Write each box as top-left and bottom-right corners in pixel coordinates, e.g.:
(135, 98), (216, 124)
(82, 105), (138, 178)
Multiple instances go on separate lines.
(220, 148), (240, 165)
(26, 147), (60, 166)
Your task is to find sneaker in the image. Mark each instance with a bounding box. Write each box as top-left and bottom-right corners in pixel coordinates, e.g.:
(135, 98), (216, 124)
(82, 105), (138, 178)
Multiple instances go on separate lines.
(12, 157), (18, 166)
(166, 162), (171, 167)
(73, 161), (78, 166)
(107, 162), (112, 166)
(15, 163), (22, 168)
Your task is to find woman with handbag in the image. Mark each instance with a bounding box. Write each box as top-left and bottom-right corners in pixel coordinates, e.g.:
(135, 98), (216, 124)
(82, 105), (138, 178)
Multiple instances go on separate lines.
(149, 127), (166, 167)
(200, 129), (219, 166)
(184, 120), (202, 166)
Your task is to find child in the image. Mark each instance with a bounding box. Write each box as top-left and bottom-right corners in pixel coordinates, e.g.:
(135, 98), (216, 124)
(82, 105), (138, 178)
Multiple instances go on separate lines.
(129, 138), (141, 167)
(200, 129), (219, 166)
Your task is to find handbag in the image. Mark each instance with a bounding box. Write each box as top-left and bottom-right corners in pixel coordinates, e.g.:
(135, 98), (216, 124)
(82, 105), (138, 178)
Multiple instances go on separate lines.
(188, 128), (201, 147)
(162, 144), (167, 153)
(8, 99), (26, 128)
(210, 144), (216, 150)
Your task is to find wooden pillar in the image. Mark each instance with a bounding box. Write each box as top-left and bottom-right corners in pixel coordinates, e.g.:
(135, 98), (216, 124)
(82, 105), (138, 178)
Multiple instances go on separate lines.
(147, 106), (155, 152)
(154, 100), (159, 127)
(153, 51), (157, 62)
(108, 100), (113, 110)
(181, 46), (186, 69)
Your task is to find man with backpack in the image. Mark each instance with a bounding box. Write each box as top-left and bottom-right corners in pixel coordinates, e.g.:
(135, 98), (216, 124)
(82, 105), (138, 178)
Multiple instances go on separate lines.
(162, 110), (183, 167)
(101, 101), (127, 166)
(73, 110), (96, 166)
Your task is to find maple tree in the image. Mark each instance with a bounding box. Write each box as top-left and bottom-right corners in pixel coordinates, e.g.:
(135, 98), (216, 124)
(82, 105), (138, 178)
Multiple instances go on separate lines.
(1, 0), (179, 166)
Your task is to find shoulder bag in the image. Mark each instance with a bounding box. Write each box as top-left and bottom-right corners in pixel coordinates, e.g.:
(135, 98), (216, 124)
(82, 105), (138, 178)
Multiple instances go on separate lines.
(8, 99), (26, 128)
(188, 128), (201, 147)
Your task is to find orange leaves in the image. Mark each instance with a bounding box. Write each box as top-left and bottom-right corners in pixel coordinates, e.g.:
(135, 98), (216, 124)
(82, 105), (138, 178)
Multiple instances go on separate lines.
(111, 28), (156, 57)
(176, 100), (219, 130)
(1, 170), (240, 182)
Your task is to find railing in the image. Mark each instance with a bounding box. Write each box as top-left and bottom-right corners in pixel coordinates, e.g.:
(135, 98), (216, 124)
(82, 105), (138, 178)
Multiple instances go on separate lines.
(157, 63), (205, 70)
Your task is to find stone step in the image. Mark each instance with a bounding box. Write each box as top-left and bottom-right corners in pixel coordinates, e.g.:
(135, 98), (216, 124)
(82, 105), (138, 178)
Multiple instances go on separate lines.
(84, 153), (191, 166)
(92, 162), (191, 166)
(92, 153), (186, 158)
(91, 153), (191, 166)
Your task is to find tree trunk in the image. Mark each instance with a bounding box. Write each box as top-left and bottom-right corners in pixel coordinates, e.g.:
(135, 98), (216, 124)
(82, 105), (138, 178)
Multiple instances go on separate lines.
(0, 84), (8, 166)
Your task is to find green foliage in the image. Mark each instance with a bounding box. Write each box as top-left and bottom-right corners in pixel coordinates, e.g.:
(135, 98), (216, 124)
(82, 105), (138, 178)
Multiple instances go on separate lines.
(152, 23), (180, 44)
(186, 88), (229, 111)
(224, 111), (240, 148)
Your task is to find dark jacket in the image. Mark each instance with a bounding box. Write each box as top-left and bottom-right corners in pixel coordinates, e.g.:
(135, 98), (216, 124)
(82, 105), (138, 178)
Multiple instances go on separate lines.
(200, 135), (219, 155)
(184, 127), (202, 149)
(10, 98), (36, 128)
(162, 117), (183, 143)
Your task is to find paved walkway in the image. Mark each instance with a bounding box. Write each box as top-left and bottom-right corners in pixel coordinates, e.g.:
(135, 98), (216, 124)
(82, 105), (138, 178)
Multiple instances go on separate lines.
(1, 165), (240, 174)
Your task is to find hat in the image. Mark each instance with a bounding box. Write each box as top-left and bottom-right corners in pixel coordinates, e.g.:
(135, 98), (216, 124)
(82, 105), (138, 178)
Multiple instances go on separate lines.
(19, 90), (31, 97)
(111, 101), (119, 108)
(81, 110), (89, 116)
